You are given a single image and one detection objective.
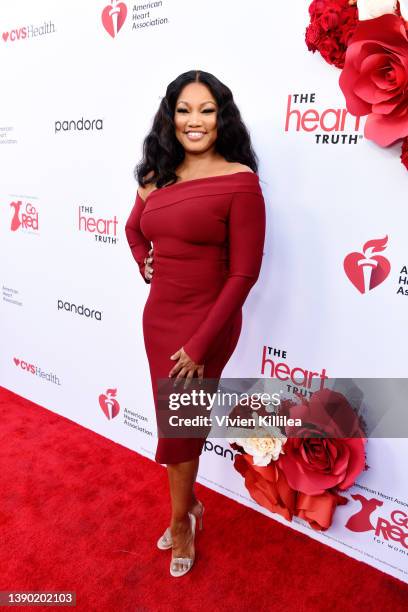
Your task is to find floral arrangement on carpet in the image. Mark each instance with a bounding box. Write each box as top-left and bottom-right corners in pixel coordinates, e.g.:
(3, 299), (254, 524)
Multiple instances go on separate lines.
(305, 0), (408, 169)
(228, 388), (368, 531)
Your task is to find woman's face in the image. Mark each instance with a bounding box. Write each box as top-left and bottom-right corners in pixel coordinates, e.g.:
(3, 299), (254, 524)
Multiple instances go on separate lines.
(174, 82), (218, 153)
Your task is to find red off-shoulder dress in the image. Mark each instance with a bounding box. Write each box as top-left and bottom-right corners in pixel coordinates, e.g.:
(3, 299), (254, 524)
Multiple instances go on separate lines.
(125, 171), (266, 464)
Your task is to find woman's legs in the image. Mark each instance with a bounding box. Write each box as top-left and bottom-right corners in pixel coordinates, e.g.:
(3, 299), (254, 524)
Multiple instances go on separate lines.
(167, 456), (199, 521)
(167, 457), (199, 567)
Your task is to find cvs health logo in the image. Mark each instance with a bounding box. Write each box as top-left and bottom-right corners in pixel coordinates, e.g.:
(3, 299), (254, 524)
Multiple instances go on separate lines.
(13, 356), (61, 385)
(344, 236), (390, 294)
(2, 21), (55, 43)
(345, 493), (408, 549)
(2, 28), (27, 42)
(99, 388), (120, 419)
(102, 1), (127, 38)
(10, 200), (39, 232)
(13, 357), (35, 374)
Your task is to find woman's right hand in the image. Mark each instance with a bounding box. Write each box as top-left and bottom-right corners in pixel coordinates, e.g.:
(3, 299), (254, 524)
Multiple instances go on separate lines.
(144, 247), (154, 281)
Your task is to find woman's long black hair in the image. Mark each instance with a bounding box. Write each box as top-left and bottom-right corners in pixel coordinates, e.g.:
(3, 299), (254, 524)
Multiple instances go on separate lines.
(135, 70), (259, 189)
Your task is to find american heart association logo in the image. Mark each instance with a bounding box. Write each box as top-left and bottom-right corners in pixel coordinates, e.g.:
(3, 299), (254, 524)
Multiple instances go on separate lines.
(343, 235), (390, 294)
(99, 388), (120, 419)
(101, 1), (127, 38)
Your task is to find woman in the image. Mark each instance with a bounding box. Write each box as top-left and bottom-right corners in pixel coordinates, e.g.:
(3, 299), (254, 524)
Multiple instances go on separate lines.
(125, 69), (266, 577)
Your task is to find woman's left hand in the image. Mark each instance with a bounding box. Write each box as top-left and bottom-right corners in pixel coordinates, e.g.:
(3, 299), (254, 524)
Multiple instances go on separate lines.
(169, 347), (204, 389)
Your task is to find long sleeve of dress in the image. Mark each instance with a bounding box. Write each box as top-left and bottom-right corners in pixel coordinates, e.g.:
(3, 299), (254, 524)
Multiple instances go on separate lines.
(183, 190), (266, 365)
(125, 191), (152, 284)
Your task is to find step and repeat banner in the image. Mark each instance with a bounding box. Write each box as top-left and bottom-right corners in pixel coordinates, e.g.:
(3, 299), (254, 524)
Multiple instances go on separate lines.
(1, 1), (407, 583)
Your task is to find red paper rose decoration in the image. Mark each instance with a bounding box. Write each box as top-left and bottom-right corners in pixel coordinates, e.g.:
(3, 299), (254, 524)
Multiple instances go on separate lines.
(339, 13), (408, 146)
(234, 453), (296, 522)
(279, 436), (366, 496)
(277, 389), (367, 496)
(295, 489), (349, 531)
(234, 443), (350, 531)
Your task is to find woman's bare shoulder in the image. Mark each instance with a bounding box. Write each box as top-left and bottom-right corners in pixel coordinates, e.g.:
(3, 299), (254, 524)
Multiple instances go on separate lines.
(227, 163), (254, 174)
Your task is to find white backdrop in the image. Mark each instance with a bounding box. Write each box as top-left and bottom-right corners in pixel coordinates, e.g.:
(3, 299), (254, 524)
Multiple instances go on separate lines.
(1, 0), (407, 583)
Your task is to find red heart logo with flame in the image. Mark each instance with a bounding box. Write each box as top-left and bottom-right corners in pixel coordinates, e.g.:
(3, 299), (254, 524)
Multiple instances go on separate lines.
(101, 3), (127, 38)
(344, 236), (390, 294)
(98, 388), (120, 419)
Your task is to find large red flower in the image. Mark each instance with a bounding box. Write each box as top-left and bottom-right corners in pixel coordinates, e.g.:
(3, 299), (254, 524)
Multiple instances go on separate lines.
(295, 489), (349, 531)
(234, 450), (349, 531)
(306, 0), (358, 68)
(339, 13), (408, 146)
(277, 389), (367, 496)
(234, 453), (296, 522)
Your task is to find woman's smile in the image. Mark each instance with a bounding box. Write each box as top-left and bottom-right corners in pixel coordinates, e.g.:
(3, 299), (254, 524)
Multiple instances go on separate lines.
(185, 131), (207, 141)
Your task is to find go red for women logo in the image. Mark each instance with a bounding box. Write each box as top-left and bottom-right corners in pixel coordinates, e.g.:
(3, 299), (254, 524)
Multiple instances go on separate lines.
(346, 493), (408, 549)
(344, 236), (390, 294)
(102, 1), (127, 38)
(10, 200), (39, 232)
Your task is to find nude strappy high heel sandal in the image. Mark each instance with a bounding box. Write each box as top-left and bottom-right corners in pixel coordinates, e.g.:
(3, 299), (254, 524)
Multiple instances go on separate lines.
(156, 527), (173, 550)
(169, 513), (196, 578)
(156, 500), (204, 550)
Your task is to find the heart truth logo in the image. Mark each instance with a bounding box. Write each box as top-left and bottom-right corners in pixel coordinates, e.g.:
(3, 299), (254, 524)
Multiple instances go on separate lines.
(344, 236), (390, 294)
(102, 1), (127, 38)
(99, 388), (120, 419)
(345, 493), (408, 549)
(10, 200), (39, 232)
(284, 93), (363, 145)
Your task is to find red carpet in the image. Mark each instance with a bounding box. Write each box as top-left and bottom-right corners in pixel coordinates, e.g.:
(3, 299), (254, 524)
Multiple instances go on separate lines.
(1, 386), (407, 612)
